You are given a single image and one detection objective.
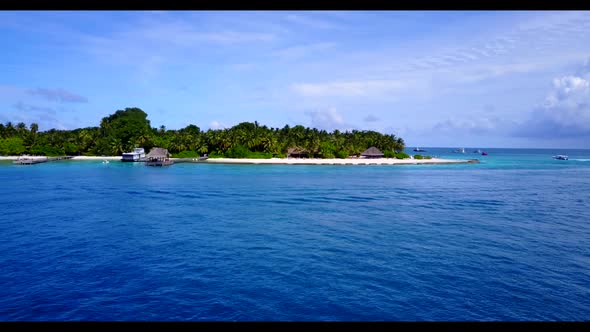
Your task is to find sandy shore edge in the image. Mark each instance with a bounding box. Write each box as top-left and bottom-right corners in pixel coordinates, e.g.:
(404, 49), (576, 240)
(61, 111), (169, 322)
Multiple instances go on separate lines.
(1, 156), (478, 165)
(202, 157), (477, 165)
(0, 156), (122, 160)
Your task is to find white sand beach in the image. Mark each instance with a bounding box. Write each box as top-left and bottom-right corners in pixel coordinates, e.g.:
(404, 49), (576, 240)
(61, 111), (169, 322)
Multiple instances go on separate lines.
(202, 157), (478, 165)
(2, 155), (479, 165)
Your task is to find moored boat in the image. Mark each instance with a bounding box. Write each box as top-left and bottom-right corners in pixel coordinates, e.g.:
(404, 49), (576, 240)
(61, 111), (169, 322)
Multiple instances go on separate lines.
(552, 155), (568, 160)
(121, 147), (146, 162)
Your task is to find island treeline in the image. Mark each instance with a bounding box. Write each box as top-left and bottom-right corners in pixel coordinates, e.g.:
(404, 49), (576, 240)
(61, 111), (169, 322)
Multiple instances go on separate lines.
(0, 107), (408, 158)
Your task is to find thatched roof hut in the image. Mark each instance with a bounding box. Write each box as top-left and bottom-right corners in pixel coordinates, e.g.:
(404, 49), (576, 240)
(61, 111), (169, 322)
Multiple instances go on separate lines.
(146, 147), (170, 160)
(361, 146), (384, 158)
(287, 147), (308, 158)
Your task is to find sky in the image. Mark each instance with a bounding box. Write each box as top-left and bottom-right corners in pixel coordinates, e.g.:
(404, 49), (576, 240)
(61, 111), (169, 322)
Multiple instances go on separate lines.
(1, 10), (590, 148)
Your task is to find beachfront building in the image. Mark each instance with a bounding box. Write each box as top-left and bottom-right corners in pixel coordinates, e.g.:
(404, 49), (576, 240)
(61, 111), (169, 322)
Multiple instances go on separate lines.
(287, 147), (309, 158)
(145, 147), (173, 166)
(361, 147), (384, 159)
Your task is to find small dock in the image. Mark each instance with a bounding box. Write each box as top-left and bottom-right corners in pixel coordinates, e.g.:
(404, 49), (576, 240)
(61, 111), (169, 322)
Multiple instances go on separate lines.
(13, 156), (74, 165)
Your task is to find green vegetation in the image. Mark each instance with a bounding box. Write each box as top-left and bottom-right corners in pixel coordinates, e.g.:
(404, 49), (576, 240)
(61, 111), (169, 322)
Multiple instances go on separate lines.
(394, 152), (410, 159)
(0, 107), (405, 158)
(413, 155), (433, 160)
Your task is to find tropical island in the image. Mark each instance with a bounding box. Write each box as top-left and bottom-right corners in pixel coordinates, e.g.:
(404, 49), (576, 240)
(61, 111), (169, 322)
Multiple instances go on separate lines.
(0, 107), (476, 165)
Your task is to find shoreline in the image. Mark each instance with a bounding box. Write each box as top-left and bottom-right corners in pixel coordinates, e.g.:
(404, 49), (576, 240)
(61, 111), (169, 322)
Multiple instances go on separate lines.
(1, 155), (479, 165)
(202, 157), (478, 165)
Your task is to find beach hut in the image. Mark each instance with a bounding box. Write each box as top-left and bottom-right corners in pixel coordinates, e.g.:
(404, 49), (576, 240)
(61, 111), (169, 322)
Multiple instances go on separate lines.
(145, 147), (173, 166)
(361, 147), (384, 159)
(287, 147), (309, 158)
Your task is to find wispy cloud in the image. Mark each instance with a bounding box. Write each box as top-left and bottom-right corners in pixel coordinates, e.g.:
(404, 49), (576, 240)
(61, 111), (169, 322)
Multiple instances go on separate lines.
(432, 116), (513, 136)
(271, 42), (336, 60)
(227, 63), (257, 72)
(14, 101), (56, 114)
(27, 88), (88, 103)
(284, 14), (342, 30)
(6, 101), (66, 130)
(291, 79), (407, 98)
(364, 114), (380, 122)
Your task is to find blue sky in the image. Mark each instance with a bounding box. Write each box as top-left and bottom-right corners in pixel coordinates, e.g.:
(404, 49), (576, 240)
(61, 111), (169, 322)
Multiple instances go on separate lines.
(1, 11), (590, 148)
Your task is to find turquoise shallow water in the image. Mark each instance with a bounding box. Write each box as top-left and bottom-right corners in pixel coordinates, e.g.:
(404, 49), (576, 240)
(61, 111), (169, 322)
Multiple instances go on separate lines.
(1, 148), (589, 321)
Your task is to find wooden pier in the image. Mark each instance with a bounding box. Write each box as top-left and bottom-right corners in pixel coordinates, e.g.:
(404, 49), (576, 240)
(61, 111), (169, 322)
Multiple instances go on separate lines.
(13, 156), (74, 165)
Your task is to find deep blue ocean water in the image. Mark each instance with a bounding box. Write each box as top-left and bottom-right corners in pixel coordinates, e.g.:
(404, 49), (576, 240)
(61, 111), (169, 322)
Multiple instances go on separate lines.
(1, 148), (589, 321)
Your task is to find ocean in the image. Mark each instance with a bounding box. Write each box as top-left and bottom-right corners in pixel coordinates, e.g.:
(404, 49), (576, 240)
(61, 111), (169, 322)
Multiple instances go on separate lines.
(1, 148), (589, 321)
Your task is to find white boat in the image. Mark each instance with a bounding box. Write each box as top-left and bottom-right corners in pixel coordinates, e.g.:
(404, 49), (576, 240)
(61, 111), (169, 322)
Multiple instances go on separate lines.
(453, 148), (465, 153)
(13, 155), (48, 165)
(121, 148), (146, 162)
(413, 147), (427, 152)
(552, 155), (568, 160)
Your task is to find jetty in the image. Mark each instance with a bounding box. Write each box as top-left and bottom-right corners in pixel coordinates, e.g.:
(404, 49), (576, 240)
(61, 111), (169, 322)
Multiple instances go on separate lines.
(13, 156), (74, 165)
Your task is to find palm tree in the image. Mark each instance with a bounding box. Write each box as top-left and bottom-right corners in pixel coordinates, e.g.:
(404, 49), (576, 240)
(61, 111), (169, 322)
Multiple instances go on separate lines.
(109, 137), (124, 155)
(30, 123), (39, 135)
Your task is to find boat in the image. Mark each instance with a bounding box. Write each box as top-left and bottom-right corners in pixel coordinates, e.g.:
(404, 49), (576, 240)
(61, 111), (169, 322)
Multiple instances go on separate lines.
(553, 155), (568, 160)
(121, 147), (146, 162)
(13, 155), (47, 165)
(413, 147), (427, 152)
(473, 149), (482, 153)
(453, 148), (465, 153)
(481, 152), (488, 156)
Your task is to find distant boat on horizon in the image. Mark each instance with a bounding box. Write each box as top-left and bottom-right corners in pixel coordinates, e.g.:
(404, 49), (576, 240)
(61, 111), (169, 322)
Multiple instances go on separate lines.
(481, 152), (488, 156)
(473, 149), (482, 153)
(413, 147), (427, 152)
(453, 148), (465, 153)
(553, 155), (568, 160)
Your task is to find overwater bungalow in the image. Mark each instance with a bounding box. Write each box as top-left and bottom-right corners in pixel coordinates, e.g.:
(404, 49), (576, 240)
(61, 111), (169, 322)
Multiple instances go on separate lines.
(145, 147), (173, 166)
(361, 147), (384, 159)
(287, 147), (309, 158)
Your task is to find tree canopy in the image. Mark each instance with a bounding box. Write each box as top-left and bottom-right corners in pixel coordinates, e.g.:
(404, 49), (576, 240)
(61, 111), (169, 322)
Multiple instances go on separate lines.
(0, 107), (405, 158)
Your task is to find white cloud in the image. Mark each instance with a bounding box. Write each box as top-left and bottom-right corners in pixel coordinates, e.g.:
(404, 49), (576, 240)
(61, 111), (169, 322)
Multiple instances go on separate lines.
(209, 120), (225, 130)
(305, 107), (345, 130)
(514, 59), (590, 138)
